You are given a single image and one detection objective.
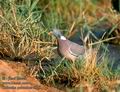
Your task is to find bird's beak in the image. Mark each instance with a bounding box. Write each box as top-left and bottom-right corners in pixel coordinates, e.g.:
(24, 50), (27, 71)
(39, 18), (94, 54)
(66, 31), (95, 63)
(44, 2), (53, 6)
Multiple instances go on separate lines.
(48, 31), (53, 35)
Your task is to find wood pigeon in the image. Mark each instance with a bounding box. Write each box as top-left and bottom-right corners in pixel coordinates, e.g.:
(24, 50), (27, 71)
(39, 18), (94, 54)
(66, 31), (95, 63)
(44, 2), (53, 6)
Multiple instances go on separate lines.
(51, 28), (85, 62)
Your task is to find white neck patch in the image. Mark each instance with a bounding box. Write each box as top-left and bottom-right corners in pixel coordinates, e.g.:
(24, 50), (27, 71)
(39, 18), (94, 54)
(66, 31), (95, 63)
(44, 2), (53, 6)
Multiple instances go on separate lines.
(60, 36), (67, 40)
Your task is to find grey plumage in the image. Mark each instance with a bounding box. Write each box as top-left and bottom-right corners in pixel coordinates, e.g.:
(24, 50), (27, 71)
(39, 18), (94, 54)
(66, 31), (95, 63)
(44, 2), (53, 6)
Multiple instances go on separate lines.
(52, 28), (85, 62)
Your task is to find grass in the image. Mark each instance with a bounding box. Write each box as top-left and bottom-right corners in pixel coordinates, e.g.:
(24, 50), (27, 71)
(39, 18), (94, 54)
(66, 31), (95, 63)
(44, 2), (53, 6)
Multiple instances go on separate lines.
(0, 0), (120, 92)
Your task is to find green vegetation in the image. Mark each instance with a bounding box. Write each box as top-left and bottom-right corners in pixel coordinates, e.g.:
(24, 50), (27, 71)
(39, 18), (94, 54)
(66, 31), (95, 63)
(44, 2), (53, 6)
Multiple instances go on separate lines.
(0, 0), (120, 91)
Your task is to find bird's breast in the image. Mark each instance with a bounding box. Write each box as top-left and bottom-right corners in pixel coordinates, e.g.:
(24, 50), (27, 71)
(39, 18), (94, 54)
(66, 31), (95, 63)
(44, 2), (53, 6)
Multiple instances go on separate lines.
(58, 40), (77, 61)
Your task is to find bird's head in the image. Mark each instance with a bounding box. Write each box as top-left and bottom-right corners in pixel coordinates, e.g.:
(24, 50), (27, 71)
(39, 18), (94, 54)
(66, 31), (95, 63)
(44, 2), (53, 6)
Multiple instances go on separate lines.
(49, 28), (66, 40)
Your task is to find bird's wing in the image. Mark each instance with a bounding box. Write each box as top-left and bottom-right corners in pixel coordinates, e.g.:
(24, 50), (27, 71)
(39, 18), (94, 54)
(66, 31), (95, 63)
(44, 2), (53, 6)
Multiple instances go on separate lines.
(68, 42), (85, 57)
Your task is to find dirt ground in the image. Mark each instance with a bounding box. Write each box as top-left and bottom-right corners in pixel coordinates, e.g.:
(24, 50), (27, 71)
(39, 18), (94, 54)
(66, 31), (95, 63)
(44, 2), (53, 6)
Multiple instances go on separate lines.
(0, 59), (63, 92)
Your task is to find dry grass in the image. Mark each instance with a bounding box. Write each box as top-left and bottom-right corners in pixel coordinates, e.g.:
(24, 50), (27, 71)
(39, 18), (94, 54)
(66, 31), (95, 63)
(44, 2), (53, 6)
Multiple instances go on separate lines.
(0, 0), (120, 92)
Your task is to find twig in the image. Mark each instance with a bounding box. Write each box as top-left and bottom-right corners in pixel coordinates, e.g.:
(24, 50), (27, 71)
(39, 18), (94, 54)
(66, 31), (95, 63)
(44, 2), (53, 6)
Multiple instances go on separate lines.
(89, 36), (120, 46)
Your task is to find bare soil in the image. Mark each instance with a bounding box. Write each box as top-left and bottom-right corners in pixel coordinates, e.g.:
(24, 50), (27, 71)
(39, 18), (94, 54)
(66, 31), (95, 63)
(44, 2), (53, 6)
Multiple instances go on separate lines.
(0, 59), (63, 92)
